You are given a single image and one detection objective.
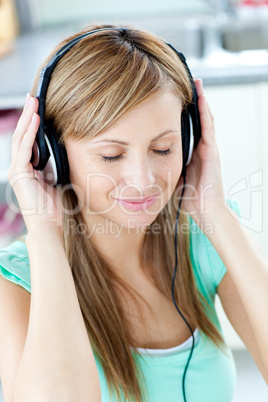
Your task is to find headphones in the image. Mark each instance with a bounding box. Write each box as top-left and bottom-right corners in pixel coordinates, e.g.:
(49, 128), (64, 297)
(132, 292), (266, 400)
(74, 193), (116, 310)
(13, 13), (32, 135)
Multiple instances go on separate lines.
(30, 28), (201, 186)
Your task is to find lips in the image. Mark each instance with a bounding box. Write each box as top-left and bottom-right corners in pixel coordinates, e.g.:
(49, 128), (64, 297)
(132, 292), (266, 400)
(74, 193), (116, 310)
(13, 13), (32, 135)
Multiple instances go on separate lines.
(115, 194), (159, 211)
(115, 193), (160, 203)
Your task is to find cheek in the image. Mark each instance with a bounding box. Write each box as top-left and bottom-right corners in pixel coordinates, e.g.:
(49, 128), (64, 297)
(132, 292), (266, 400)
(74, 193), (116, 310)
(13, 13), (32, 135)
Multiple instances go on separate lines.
(83, 173), (118, 212)
(69, 157), (113, 190)
(161, 152), (183, 188)
(68, 158), (82, 186)
(87, 175), (115, 194)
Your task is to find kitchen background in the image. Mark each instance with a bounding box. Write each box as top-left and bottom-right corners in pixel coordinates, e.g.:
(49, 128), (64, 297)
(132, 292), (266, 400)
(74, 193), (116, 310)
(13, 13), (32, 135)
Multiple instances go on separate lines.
(0, 0), (268, 400)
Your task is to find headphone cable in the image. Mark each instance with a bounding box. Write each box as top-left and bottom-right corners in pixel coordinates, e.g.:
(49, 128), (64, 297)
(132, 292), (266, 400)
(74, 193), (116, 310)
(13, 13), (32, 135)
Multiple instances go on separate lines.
(171, 174), (195, 402)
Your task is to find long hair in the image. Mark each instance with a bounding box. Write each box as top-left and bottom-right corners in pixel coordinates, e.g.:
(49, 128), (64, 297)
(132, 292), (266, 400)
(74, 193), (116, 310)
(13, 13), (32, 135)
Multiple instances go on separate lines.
(31, 23), (225, 401)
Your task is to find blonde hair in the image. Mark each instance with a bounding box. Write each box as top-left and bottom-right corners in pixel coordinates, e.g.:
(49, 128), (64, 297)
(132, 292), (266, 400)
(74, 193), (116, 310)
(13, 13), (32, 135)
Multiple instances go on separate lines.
(31, 23), (225, 401)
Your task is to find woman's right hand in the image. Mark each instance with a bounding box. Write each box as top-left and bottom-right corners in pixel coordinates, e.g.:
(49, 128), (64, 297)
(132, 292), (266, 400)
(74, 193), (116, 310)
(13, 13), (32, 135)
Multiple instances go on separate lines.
(8, 94), (64, 236)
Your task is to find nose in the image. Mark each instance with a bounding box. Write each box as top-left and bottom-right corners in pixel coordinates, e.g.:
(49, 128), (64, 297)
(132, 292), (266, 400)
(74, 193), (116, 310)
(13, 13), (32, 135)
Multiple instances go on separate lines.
(123, 155), (156, 194)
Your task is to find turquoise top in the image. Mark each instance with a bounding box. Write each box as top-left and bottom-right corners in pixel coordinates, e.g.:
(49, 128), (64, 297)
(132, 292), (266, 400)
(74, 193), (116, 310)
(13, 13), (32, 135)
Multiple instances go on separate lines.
(0, 199), (241, 401)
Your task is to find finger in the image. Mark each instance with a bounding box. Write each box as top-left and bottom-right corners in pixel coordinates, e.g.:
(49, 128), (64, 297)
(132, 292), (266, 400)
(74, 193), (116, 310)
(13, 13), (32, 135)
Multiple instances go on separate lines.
(205, 100), (215, 128)
(195, 78), (211, 125)
(34, 169), (51, 193)
(15, 112), (40, 170)
(195, 79), (214, 126)
(11, 96), (30, 140)
(34, 171), (63, 223)
(194, 78), (204, 98)
(22, 93), (31, 113)
(17, 96), (39, 133)
(197, 94), (215, 144)
(12, 98), (39, 158)
(195, 79), (211, 126)
(13, 97), (39, 143)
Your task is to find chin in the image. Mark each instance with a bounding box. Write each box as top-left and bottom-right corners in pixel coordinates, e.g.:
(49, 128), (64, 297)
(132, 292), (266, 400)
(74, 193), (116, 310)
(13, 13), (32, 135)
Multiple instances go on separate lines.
(114, 211), (161, 230)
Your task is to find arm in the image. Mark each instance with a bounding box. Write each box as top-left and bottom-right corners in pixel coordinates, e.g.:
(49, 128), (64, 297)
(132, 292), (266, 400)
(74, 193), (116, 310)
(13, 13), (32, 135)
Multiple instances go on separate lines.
(217, 270), (268, 384)
(13, 226), (101, 402)
(206, 207), (268, 383)
(178, 79), (268, 381)
(7, 95), (101, 401)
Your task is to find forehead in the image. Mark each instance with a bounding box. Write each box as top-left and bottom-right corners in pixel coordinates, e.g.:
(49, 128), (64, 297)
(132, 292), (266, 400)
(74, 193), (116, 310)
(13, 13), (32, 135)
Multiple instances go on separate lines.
(92, 90), (182, 141)
(64, 89), (182, 152)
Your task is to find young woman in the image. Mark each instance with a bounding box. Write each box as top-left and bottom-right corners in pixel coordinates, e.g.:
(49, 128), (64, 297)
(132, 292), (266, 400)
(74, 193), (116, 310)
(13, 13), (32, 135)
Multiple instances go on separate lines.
(0, 23), (267, 402)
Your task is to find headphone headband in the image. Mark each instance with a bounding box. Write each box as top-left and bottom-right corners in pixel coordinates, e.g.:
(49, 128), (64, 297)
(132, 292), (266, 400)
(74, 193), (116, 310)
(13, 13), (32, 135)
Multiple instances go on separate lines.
(31, 27), (201, 184)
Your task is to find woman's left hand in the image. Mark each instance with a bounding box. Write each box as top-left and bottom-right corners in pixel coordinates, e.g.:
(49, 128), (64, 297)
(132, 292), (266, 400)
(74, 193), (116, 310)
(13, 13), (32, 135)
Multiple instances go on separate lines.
(176, 78), (228, 225)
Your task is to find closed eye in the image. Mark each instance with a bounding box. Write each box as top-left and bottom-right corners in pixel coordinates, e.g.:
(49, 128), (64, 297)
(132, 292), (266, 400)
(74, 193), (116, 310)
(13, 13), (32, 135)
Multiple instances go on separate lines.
(100, 149), (172, 163)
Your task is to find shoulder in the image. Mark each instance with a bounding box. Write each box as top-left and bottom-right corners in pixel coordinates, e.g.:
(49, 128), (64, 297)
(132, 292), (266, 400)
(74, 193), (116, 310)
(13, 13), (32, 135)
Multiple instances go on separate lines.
(0, 234), (31, 400)
(0, 234), (31, 293)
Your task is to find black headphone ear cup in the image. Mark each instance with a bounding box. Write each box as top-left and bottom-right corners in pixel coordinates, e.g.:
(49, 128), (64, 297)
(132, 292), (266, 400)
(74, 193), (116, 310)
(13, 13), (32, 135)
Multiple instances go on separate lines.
(181, 109), (195, 178)
(37, 124), (70, 187)
(181, 110), (190, 177)
(46, 128), (70, 186)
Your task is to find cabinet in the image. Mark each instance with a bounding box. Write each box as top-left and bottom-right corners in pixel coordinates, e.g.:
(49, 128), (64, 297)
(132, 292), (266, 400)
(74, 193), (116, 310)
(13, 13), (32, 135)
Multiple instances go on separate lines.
(205, 82), (268, 349)
(205, 82), (268, 261)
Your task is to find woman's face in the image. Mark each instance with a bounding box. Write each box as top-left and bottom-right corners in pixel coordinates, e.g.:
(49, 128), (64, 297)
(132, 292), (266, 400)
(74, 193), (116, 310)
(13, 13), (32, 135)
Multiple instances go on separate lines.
(64, 89), (183, 230)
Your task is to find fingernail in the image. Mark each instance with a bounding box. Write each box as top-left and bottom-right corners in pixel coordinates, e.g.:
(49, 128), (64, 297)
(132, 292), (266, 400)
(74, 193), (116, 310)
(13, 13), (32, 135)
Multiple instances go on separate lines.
(24, 93), (31, 111)
(29, 96), (35, 107)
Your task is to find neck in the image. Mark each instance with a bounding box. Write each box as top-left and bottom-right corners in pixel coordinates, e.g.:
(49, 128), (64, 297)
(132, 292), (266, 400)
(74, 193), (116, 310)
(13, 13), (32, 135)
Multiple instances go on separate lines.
(83, 213), (148, 277)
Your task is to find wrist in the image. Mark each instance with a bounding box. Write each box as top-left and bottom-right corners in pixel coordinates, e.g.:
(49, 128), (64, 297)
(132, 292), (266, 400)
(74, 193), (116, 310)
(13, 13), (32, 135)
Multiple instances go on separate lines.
(26, 223), (64, 248)
(202, 204), (240, 241)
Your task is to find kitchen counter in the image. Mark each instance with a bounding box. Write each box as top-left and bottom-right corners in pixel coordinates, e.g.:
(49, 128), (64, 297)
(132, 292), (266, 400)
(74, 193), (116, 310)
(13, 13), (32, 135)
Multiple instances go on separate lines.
(0, 25), (268, 109)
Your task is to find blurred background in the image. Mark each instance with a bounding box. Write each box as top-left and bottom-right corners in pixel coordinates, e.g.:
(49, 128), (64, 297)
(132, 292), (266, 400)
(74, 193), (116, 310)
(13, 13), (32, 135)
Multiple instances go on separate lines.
(0, 0), (267, 400)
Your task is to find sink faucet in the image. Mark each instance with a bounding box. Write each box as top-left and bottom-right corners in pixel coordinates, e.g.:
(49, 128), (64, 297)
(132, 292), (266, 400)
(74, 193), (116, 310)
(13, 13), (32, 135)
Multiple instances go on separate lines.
(200, 0), (238, 57)
(204, 0), (237, 21)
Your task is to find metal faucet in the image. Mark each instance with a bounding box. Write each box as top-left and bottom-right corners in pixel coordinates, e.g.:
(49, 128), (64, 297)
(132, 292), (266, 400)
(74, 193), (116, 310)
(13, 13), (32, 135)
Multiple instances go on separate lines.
(204, 0), (237, 21)
(200, 0), (238, 57)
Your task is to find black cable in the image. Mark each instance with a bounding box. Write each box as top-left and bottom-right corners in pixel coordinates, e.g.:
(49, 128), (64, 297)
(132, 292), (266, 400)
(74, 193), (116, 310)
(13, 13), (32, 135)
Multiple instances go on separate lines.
(171, 174), (195, 402)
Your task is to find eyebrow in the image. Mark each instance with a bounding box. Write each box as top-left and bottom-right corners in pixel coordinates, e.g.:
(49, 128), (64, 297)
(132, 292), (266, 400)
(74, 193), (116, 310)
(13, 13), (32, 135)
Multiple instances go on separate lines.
(92, 130), (180, 145)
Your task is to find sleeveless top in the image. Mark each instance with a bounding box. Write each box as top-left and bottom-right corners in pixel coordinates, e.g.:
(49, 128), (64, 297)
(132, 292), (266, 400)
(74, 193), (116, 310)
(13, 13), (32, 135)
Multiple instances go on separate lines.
(0, 199), (241, 401)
